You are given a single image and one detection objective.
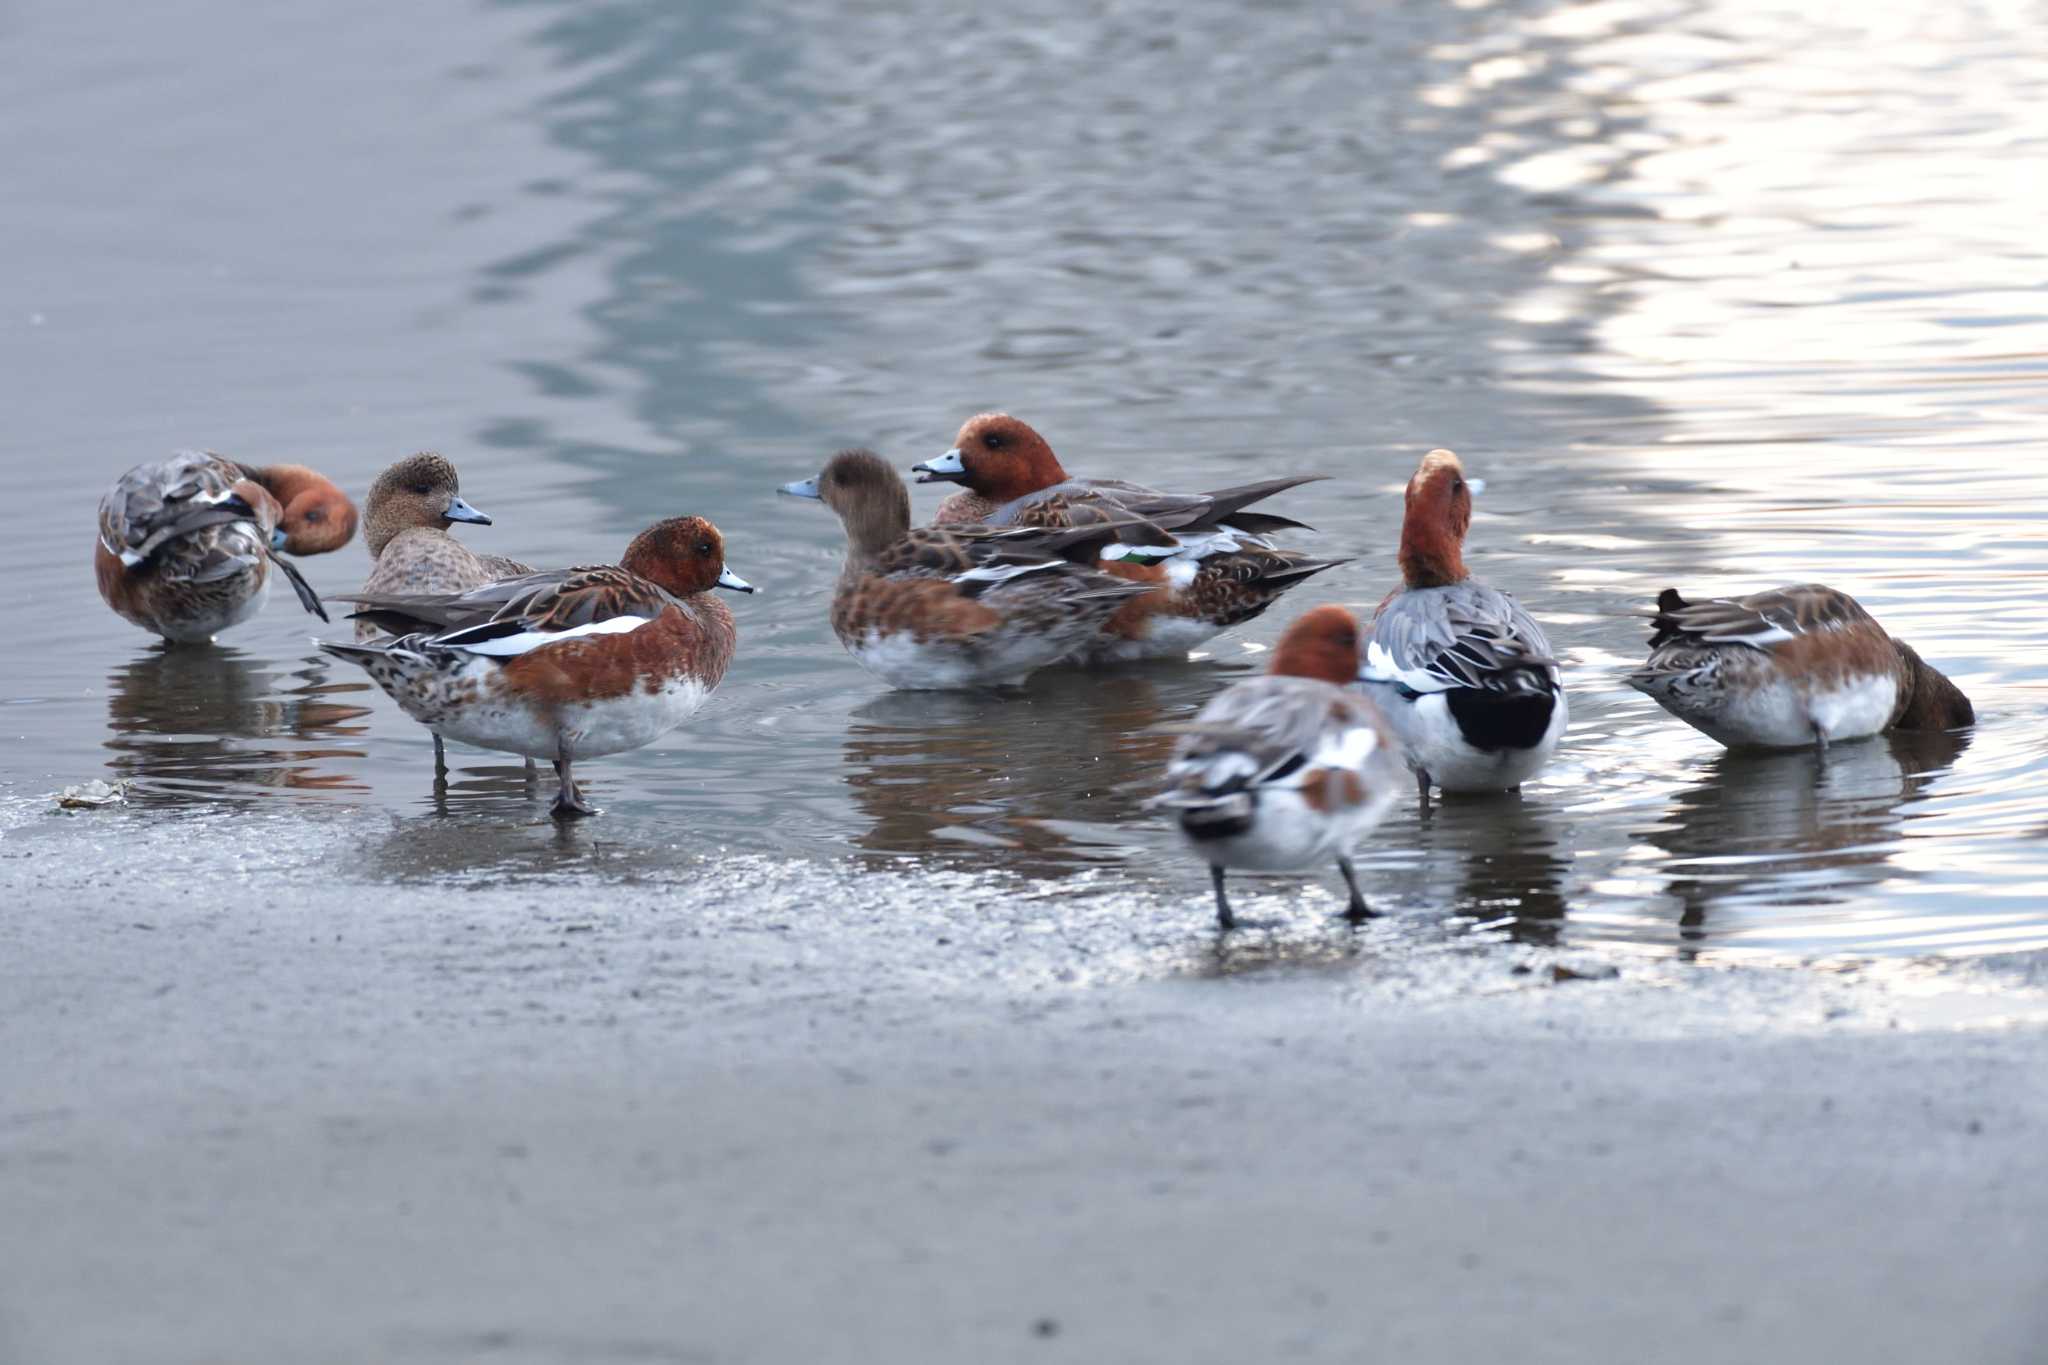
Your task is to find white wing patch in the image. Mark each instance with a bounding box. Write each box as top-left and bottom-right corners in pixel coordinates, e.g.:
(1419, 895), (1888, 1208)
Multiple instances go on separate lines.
(1360, 640), (1454, 694)
(449, 613), (652, 657)
(1314, 724), (1381, 771)
(954, 561), (1061, 588)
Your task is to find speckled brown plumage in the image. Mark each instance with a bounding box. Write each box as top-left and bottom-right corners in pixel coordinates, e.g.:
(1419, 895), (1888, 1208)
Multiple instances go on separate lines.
(94, 452), (331, 642)
(354, 453), (532, 640)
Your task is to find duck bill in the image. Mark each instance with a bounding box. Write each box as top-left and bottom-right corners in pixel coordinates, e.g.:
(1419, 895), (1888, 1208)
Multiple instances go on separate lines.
(444, 495), (493, 525)
(715, 567), (757, 594)
(1466, 477), (1486, 497)
(270, 527), (290, 552)
(910, 448), (968, 485)
(777, 477), (822, 500)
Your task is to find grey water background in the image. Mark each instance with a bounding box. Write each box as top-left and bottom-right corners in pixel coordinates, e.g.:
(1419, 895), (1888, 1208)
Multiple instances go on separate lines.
(2, 0), (2045, 959)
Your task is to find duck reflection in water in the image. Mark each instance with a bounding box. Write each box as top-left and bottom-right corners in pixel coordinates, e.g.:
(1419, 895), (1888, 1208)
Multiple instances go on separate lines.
(104, 648), (372, 801)
(1407, 791), (1573, 947)
(841, 666), (1219, 875)
(1645, 727), (1972, 949)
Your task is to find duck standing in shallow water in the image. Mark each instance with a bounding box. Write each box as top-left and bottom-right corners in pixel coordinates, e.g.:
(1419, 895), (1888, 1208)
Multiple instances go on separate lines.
(354, 452), (536, 776)
(320, 516), (753, 818)
(94, 452), (355, 643)
(1356, 449), (1566, 802)
(780, 448), (1152, 689)
(1629, 584), (1973, 749)
(910, 412), (1343, 663)
(355, 453), (528, 616)
(1151, 605), (1404, 929)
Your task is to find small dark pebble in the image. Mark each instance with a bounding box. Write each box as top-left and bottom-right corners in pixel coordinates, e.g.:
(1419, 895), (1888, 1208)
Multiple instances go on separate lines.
(1510, 963), (1532, 975)
(1032, 1318), (1060, 1339)
(1967, 1119), (1983, 1135)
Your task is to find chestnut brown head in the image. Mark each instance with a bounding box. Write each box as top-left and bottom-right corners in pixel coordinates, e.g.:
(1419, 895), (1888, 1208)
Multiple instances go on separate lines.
(620, 516), (753, 597)
(259, 464), (358, 556)
(1397, 448), (1479, 590)
(910, 413), (1067, 505)
(1269, 605), (1364, 686)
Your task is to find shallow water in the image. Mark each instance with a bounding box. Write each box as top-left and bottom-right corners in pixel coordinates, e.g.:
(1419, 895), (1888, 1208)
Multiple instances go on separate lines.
(2, 0), (2044, 958)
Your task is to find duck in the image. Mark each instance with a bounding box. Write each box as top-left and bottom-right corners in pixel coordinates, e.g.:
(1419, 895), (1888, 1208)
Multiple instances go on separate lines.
(1355, 449), (1566, 801)
(779, 448), (1153, 689)
(352, 453), (537, 777)
(909, 412), (1343, 662)
(356, 452), (529, 628)
(1628, 584), (1974, 750)
(94, 451), (351, 643)
(319, 516), (753, 818)
(1150, 605), (1405, 929)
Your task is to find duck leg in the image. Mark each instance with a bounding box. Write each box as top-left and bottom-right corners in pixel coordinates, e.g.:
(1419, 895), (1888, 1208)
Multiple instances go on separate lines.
(1210, 865), (1236, 930)
(432, 733), (448, 780)
(550, 745), (598, 819)
(1337, 856), (1377, 922)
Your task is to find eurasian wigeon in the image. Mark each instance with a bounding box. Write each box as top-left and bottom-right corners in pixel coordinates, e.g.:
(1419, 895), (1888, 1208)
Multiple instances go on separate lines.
(356, 453), (529, 613)
(94, 452), (342, 643)
(320, 516), (754, 818)
(780, 448), (1152, 690)
(353, 453), (539, 774)
(1151, 605), (1405, 929)
(1356, 449), (1567, 800)
(1629, 584), (1974, 749)
(910, 413), (1343, 663)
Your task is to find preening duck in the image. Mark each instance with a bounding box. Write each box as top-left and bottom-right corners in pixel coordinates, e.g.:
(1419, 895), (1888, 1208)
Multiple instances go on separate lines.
(95, 451), (345, 643)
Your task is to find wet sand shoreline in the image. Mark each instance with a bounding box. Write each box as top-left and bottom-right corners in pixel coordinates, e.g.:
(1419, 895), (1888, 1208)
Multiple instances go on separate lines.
(3, 818), (2043, 1364)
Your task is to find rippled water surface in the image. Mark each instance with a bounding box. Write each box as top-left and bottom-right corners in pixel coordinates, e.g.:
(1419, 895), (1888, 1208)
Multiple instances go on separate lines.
(2, 0), (2043, 957)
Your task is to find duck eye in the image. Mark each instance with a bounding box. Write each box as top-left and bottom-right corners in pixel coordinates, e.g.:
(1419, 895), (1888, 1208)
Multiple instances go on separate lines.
(696, 540), (714, 557)
(982, 431), (1005, 449)
(410, 483), (433, 496)
(304, 508), (325, 523)
(1451, 478), (1465, 494)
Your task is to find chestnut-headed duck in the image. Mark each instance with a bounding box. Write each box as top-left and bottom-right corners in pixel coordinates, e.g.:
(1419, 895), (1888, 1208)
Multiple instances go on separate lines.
(910, 412), (1342, 663)
(1355, 449), (1566, 801)
(321, 516), (754, 818)
(357, 453), (531, 623)
(1629, 584), (1974, 750)
(780, 448), (1152, 690)
(95, 452), (339, 643)
(1151, 605), (1405, 929)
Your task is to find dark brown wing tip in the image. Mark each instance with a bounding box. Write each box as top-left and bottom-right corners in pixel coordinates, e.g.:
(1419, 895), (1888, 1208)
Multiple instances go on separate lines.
(269, 551), (330, 622)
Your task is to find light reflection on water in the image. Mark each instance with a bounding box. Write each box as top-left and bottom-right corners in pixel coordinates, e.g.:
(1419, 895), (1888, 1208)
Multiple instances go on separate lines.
(0, 0), (2042, 958)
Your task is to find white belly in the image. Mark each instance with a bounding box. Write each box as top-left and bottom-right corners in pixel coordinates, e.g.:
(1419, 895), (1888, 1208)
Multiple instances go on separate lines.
(1362, 685), (1567, 793)
(1177, 787), (1393, 872)
(430, 662), (709, 759)
(1680, 673), (1897, 749)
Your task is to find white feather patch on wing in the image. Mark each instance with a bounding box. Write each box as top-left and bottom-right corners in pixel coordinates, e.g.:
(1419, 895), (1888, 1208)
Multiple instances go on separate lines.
(448, 613), (652, 657)
(1360, 640), (1455, 694)
(1315, 724), (1382, 770)
(954, 561), (1061, 587)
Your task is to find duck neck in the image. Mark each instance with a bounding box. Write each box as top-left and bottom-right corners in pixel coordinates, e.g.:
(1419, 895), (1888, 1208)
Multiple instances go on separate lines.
(1397, 520), (1467, 589)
